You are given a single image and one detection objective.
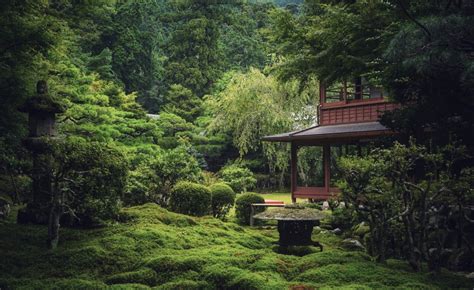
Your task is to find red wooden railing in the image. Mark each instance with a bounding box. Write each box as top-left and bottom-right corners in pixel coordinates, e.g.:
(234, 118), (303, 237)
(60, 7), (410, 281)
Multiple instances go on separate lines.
(320, 98), (399, 125)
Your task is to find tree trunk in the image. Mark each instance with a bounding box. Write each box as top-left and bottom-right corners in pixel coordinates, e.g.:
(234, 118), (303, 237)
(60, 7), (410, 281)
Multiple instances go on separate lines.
(378, 218), (388, 263)
(457, 203), (464, 248)
(403, 213), (420, 271)
(418, 189), (428, 262)
(47, 204), (61, 249)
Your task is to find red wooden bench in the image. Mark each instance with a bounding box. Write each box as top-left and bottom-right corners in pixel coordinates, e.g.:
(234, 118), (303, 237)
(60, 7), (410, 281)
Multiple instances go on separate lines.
(249, 199), (285, 226)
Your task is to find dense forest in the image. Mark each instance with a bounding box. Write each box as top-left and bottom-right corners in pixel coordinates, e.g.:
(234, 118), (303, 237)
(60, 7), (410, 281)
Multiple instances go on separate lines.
(1, 0), (473, 289)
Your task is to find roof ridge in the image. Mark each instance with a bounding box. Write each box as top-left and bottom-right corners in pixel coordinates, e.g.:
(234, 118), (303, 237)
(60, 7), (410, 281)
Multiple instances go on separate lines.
(289, 124), (320, 136)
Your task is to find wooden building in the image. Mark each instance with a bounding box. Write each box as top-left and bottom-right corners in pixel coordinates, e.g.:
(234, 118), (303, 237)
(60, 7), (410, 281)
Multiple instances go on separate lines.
(262, 80), (399, 202)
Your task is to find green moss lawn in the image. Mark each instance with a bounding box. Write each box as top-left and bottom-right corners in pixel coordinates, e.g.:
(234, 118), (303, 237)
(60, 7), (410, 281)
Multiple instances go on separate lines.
(0, 204), (471, 289)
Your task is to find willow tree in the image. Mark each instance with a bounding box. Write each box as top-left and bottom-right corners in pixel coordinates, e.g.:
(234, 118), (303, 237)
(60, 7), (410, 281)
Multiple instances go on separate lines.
(207, 68), (317, 185)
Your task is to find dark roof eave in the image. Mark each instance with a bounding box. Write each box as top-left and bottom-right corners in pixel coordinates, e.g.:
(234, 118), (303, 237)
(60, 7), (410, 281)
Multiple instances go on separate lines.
(262, 122), (396, 143)
(263, 130), (394, 143)
(261, 136), (292, 142)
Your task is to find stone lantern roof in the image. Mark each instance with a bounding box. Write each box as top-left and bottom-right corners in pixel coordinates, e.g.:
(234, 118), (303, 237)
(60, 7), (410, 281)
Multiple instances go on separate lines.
(19, 80), (65, 114)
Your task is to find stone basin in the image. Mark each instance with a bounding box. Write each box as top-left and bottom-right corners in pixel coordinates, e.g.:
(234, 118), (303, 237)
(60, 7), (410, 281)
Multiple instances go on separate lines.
(253, 205), (326, 250)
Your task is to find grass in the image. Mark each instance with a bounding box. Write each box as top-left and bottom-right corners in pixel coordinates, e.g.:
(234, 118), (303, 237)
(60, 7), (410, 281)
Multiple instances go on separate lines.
(0, 203), (471, 289)
(257, 192), (293, 204)
(257, 192), (328, 205)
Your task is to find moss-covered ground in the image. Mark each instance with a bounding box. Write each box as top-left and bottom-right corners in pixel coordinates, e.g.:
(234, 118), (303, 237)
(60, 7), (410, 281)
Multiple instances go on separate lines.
(0, 203), (471, 289)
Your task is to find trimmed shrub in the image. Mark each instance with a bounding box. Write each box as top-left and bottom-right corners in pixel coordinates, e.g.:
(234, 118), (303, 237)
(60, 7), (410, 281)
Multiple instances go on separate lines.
(219, 165), (256, 193)
(169, 182), (211, 216)
(235, 193), (265, 225)
(209, 183), (236, 219)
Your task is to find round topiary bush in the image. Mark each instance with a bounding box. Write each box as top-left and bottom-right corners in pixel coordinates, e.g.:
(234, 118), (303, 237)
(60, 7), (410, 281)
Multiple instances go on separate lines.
(235, 192), (265, 225)
(169, 181), (211, 216)
(209, 183), (236, 219)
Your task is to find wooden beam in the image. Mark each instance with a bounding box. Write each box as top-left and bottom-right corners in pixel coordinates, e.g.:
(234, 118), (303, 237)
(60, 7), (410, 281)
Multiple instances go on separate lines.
(291, 142), (297, 203)
(319, 82), (326, 104)
(343, 81), (347, 102)
(323, 145), (330, 194)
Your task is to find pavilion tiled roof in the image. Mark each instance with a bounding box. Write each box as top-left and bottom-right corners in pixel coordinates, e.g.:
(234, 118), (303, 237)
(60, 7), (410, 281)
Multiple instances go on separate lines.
(262, 121), (393, 142)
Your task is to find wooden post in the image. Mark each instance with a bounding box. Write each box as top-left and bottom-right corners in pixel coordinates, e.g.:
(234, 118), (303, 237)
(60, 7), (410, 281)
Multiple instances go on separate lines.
(291, 142), (297, 203)
(319, 82), (326, 104)
(355, 76), (362, 100)
(343, 81), (347, 102)
(323, 145), (330, 195)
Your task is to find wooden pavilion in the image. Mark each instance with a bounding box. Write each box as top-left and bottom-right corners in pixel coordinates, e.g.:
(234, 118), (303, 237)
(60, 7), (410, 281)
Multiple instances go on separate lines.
(262, 80), (399, 202)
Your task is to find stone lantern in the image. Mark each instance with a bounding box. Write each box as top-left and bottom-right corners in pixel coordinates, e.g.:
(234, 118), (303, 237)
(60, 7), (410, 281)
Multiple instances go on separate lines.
(20, 80), (64, 138)
(17, 80), (65, 224)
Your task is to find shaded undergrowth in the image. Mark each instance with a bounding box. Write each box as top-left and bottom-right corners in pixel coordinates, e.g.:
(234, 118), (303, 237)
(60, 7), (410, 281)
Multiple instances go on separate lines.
(0, 204), (471, 289)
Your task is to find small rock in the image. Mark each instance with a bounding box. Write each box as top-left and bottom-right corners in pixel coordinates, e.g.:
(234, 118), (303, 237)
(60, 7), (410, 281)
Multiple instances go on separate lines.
(0, 202), (10, 220)
(466, 272), (474, 279)
(352, 222), (370, 238)
(341, 238), (366, 251)
(428, 248), (438, 256)
(322, 201), (329, 210)
(313, 226), (322, 234)
(331, 228), (342, 235)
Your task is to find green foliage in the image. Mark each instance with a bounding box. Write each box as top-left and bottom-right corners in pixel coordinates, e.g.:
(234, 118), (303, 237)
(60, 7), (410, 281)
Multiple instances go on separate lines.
(219, 164), (257, 193)
(381, 11), (474, 146)
(208, 69), (292, 156)
(206, 68), (317, 184)
(151, 146), (202, 205)
(209, 183), (236, 219)
(219, 2), (273, 71)
(297, 146), (324, 187)
(162, 84), (202, 122)
(268, 1), (394, 84)
(235, 192), (265, 225)
(338, 141), (474, 271)
(155, 113), (195, 149)
(200, 171), (220, 187)
(163, 4), (222, 98)
(326, 207), (355, 232)
(0, 138), (30, 204)
(122, 144), (203, 207)
(108, 1), (166, 112)
(50, 138), (128, 226)
(123, 163), (157, 206)
(169, 182), (211, 217)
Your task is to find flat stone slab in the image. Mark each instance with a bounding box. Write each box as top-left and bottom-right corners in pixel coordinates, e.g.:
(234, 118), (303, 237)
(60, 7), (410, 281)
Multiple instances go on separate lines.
(253, 206), (326, 221)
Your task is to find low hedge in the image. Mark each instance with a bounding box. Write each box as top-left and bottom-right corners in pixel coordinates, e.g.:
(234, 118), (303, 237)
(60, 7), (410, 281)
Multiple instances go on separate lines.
(169, 182), (211, 216)
(235, 193), (265, 225)
(209, 183), (236, 219)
